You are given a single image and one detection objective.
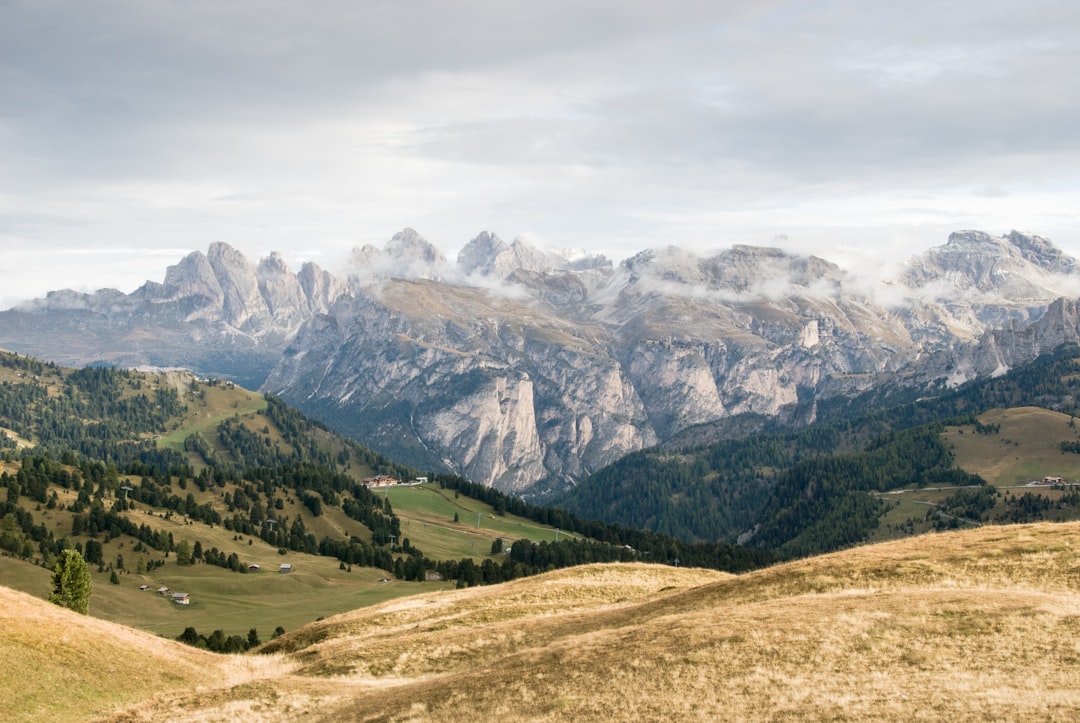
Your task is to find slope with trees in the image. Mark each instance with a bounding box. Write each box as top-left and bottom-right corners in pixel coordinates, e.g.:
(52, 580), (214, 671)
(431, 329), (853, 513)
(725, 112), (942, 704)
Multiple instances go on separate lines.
(557, 344), (1080, 557)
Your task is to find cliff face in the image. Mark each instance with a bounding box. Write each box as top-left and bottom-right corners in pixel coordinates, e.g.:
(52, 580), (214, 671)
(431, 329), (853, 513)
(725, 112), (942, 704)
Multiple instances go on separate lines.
(262, 229), (1080, 494)
(5, 229), (1080, 494)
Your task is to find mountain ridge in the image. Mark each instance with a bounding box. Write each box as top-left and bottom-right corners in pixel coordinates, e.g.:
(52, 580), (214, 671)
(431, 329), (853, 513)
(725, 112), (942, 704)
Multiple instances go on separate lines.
(5, 228), (1080, 493)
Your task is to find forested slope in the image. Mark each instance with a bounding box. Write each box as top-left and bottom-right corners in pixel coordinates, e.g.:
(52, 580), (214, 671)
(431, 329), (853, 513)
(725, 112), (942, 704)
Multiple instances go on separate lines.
(558, 344), (1080, 555)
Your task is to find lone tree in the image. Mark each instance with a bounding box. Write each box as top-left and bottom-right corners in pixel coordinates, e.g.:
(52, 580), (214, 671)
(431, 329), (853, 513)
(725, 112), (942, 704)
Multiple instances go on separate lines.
(50, 549), (93, 614)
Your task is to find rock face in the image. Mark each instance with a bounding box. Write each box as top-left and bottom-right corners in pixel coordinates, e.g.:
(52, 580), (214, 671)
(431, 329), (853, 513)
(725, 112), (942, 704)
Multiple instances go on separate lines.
(262, 228), (1080, 494)
(5, 228), (1080, 495)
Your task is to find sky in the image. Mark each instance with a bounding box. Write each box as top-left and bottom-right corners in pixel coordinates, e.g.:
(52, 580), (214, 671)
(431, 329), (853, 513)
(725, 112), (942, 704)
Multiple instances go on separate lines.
(2, 0), (1079, 309)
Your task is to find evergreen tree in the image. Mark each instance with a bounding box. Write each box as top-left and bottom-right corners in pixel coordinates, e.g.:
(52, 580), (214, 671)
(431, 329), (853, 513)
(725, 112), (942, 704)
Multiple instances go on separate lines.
(175, 539), (192, 566)
(49, 549), (92, 614)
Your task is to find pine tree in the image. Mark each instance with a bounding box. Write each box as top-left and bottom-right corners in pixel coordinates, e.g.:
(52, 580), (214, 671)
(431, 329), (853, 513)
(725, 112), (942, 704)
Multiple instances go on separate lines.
(49, 549), (92, 614)
(175, 539), (192, 566)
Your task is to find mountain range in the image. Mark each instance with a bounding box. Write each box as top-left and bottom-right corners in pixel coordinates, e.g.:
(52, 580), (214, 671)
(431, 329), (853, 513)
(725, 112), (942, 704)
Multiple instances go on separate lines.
(5, 228), (1080, 495)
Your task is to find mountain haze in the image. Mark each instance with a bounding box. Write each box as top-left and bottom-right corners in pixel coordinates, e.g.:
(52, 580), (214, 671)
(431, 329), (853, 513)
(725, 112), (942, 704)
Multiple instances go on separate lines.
(4, 229), (1080, 493)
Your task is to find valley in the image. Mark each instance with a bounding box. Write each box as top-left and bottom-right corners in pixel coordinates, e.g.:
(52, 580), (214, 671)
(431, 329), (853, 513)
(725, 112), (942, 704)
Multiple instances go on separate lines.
(8, 243), (1080, 717)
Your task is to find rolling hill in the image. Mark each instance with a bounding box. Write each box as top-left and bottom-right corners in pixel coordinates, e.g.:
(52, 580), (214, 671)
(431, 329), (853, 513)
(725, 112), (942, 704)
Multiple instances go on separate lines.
(7, 520), (1080, 721)
(0, 348), (768, 646)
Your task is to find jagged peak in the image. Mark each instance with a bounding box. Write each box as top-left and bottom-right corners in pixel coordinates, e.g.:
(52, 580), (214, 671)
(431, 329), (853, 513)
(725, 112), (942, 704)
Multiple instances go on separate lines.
(163, 249), (219, 292)
(1005, 230), (1078, 274)
(457, 230), (580, 280)
(207, 240), (245, 260)
(386, 227), (447, 265)
(258, 251), (290, 276)
(348, 228), (450, 284)
(457, 230), (509, 275)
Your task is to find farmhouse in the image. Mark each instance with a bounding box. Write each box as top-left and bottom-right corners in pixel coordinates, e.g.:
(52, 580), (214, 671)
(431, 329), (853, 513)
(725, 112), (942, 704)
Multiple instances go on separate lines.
(1043, 476), (1065, 484)
(171, 592), (190, 605)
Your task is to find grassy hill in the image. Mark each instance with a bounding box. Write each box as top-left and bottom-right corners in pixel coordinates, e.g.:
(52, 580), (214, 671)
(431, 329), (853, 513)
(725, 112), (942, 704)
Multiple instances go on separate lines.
(0, 582), (289, 722)
(8, 521), (1080, 721)
(945, 406), (1080, 485)
(864, 407), (1080, 542)
(1, 349), (768, 646)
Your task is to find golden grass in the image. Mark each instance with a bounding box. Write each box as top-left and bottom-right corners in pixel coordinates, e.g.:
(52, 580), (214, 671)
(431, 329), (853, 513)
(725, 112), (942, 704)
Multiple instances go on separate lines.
(39, 521), (1073, 721)
(0, 585), (294, 723)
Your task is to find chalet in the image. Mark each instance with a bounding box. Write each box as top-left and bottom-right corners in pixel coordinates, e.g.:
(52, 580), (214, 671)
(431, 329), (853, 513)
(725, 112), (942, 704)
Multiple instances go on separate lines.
(248, 564), (261, 572)
(363, 475), (400, 488)
(156, 587), (170, 596)
(139, 585), (149, 591)
(279, 563), (292, 573)
(171, 592), (190, 605)
(1043, 476), (1065, 484)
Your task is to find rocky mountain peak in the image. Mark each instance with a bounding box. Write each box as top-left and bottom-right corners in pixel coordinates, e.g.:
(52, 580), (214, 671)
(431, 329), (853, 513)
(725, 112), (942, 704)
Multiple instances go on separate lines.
(386, 227), (447, 265)
(160, 250), (225, 320)
(258, 253), (309, 328)
(349, 228), (449, 284)
(457, 231), (509, 276)
(458, 231), (567, 279)
(206, 242), (269, 331)
(902, 230), (1080, 302)
(621, 246), (708, 286)
(709, 245), (843, 295)
(1006, 230), (1078, 274)
(298, 262), (349, 314)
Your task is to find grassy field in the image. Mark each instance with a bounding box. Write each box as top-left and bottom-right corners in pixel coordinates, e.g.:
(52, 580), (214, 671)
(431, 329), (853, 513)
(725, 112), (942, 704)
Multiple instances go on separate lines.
(1, 539), (455, 642)
(862, 407), (1080, 541)
(944, 406), (1080, 485)
(156, 381), (268, 454)
(385, 483), (582, 559)
(10, 520), (1080, 721)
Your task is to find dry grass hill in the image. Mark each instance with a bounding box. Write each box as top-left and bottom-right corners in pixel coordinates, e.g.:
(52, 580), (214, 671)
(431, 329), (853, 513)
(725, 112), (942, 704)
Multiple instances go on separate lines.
(7, 521), (1080, 721)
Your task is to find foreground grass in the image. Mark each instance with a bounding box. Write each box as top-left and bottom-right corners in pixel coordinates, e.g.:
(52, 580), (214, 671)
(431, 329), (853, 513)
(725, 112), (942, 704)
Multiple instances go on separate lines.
(0, 585), (293, 723)
(7, 521), (1077, 721)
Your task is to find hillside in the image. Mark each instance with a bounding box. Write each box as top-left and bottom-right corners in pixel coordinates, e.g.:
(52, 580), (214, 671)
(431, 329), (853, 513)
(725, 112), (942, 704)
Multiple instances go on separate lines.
(0, 348), (771, 645)
(0, 584), (288, 722)
(8, 521), (1080, 721)
(559, 344), (1080, 555)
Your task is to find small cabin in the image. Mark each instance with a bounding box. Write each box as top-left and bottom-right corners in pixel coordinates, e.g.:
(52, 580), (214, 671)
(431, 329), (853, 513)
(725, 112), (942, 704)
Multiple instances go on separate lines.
(1044, 476), (1065, 484)
(248, 564), (261, 572)
(171, 592), (190, 605)
(157, 587), (170, 596)
(279, 563), (292, 573)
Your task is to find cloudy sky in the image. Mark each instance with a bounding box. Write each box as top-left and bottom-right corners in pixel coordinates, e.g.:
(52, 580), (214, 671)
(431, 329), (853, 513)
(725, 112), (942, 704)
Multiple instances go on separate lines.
(2, 0), (1079, 308)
